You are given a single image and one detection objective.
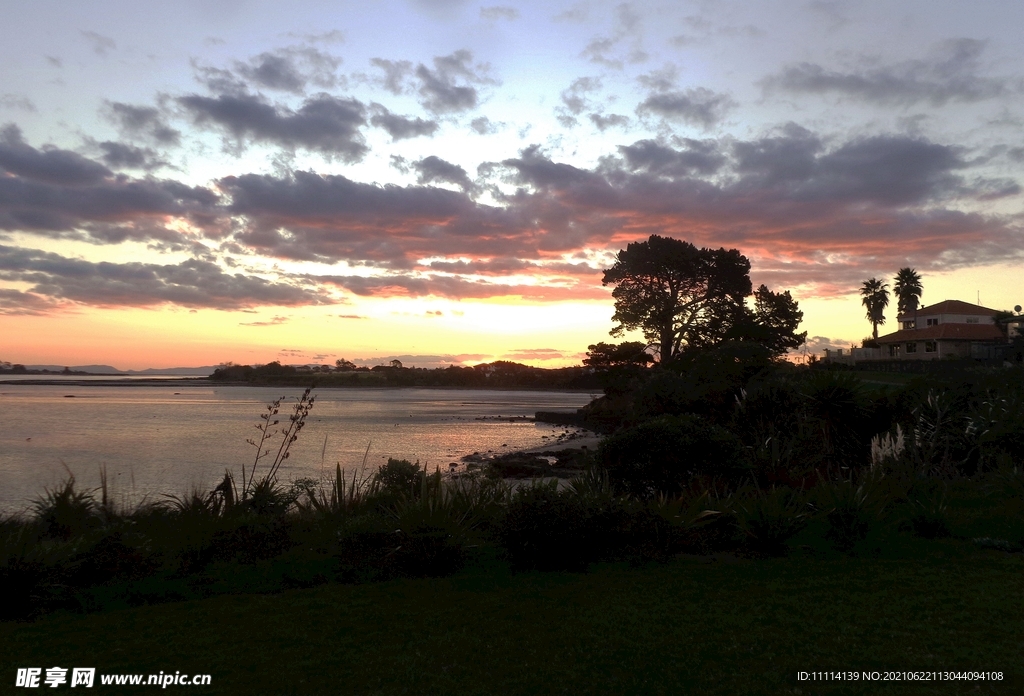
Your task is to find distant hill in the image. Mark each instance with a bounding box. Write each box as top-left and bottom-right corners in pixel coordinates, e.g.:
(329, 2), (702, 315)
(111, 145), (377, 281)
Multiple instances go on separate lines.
(24, 365), (217, 376)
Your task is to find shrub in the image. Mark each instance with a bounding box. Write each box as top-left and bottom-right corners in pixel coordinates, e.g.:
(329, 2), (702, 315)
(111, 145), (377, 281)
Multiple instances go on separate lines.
(494, 482), (601, 572)
(33, 476), (98, 540)
(800, 371), (869, 471)
(386, 483), (476, 578)
(373, 458), (423, 495)
(735, 487), (808, 556)
(814, 476), (889, 552)
(599, 415), (748, 498)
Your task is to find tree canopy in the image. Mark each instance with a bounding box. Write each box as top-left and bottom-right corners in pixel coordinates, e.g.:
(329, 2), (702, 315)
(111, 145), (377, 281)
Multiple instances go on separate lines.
(860, 278), (890, 340)
(893, 267), (923, 315)
(584, 341), (654, 369)
(601, 235), (805, 362)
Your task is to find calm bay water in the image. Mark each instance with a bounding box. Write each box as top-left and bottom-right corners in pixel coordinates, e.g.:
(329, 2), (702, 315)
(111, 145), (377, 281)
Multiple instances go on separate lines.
(0, 384), (596, 513)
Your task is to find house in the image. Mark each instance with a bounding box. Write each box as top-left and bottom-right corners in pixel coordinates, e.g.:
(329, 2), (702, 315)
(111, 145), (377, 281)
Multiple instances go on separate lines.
(874, 300), (1007, 360)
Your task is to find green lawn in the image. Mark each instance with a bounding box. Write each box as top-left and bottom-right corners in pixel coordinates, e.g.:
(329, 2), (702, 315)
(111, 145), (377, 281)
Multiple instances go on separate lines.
(3, 541), (1021, 695)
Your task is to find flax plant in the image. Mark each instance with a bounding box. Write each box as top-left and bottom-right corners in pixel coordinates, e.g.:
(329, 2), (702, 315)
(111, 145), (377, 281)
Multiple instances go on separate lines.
(243, 387), (315, 500)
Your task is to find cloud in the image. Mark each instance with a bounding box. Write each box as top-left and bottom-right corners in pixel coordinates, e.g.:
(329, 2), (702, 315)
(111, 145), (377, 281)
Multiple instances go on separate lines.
(414, 50), (494, 114)
(348, 353), (486, 369)
(0, 124), (112, 185)
(412, 156), (475, 191)
(0, 287), (67, 315)
(178, 92), (367, 160)
(81, 31), (116, 56)
(0, 245), (332, 310)
(369, 105), (439, 140)
(335, 313), (366, 319)
(589, 113), (629, 131)
(234, 47), (343, 94)
(104, 102), (182, 145)
(617, 138), (725, 176)
(764, 39), (1011, 106)
(637, 88), (735, 129)
(502, 347), (569, 361)
(480, 6), (518, 21)
(240, 314), (289, 326)
(369, 58), (414, 95)
(94, 141), (168, 171)
(316, 272), (606, 301)
(0, 95), (35, 112)
(556, 77), (602, 127)
(0, 131), (220, 244)
(470, 116), (498, 134)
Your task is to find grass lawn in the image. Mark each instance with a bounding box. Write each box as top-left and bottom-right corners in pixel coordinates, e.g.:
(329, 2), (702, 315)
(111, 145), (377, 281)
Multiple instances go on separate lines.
(3, 540), (1021, 695)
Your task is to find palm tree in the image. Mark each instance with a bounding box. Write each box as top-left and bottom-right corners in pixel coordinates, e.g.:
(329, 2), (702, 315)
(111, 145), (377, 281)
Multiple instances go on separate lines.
(893, 267), (923, 316)
(860, 278), (890, 340)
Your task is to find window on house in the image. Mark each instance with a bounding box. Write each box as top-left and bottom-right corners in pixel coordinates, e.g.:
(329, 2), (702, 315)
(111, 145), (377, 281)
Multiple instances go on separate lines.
(889, 344), (900, 357)
(903, 321), (916, 329)
(926, 318), (939, 326)
(924, 341), (937, 353)
(966, 317), (979, 324)
(906, 342), (917, 354)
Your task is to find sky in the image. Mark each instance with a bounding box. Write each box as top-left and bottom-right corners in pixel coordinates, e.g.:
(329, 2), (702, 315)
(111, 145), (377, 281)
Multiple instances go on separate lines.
(1, 0), (1023, 369)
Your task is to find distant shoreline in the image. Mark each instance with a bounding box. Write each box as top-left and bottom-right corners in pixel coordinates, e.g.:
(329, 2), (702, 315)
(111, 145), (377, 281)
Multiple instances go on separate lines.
(0, 377), (598, 392)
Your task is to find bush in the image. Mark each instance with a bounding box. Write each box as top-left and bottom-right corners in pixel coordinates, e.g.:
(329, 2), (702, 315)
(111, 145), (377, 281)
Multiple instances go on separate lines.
(373, 458), (422, 495)
(814, 476), (889, 552)
(494, 482), (603, 572)
(599, 415), (748, 497)
(33, 477), (98, 540)
(735, 487), (808, 556)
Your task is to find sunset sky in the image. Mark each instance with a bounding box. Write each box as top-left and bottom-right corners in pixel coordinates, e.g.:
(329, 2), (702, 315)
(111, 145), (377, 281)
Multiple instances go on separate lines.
(2, 0), (1022, 369)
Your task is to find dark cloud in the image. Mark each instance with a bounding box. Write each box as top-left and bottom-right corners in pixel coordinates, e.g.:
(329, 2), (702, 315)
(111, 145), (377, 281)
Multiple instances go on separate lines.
(414, 50), (494, 114)
(105, 102), (181, 145)
(480, 6), (518, 20)
(234, 47), (343, 94)
(369, 51), (493, 113)
(636, 65), (679, 93)
(81, 31), (116, 56)
(413, 156), (474, 191)
(498, 144), (608, 192)
(617, 138), (725, 176)
(240, 314), (289, 326)
(0, 95), (36, 112)
(0, 245), (331, 310)
(0, 287), (65, 315)
(589, 113), (629, 131)
(637, 88), (735, 129)
(560, 77), (600, 116)
(581, 37), (622, 70)
(178, 92), (367, 160)
(0, 124), (111, 185)
(765, 39), (1010, 106)
(317, 272), (604, 301)
(369, 105), (439, 140)
(470, 116), (498, 134)
(503, 348), (567, 361)
(370, 58), (414, 95)
(732, 125), (969, 205)
(94, 141), (167, 171)
(0, 133), (220, 244)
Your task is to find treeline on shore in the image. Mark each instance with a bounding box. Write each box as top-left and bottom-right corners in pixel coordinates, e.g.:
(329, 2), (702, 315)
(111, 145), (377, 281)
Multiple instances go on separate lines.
(3, 343), (1024, 620)
(209, 359), (601, 389)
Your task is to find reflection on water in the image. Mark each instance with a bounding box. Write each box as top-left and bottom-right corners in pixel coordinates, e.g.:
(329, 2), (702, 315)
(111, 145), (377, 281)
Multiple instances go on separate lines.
(0, 385), (596, 512)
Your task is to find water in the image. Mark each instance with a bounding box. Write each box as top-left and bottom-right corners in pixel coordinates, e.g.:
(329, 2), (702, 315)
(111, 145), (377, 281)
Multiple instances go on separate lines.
(0, 384), (596, 513)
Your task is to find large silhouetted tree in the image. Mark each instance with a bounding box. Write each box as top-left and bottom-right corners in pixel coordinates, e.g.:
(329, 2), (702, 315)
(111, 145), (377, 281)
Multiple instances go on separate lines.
(602, 235), (805, 362)
(893, 267), (923, 316)
(860, 278), (890, 340)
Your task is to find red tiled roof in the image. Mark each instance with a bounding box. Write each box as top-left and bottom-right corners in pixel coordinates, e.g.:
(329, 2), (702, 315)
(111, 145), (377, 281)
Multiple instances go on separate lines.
(877, 323), (1005, 343)
(898, 299), (998, 320)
